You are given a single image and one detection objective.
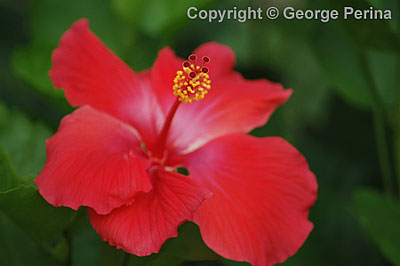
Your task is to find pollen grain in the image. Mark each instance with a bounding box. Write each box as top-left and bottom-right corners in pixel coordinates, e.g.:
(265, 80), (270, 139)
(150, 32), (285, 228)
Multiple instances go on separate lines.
(173, 55), (211, 104)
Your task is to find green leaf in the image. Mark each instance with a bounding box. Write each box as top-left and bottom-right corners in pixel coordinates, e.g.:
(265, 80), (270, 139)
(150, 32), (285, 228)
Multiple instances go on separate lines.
(12, 0), (133, 97)
(12, 44), (63, 98)
(313, 24), (372, 108)
(353, 189), (400, 266)
(111, 0), (148, 26)
(72, 216), (101, 266)
(101, 243), (183, 266)
(161, 221), (219, 261)
(0, 149), (24, 191)
(129, 255), (183, 266)
(313, 23), (399, 112)
(112, 0), (213, 38)
(0, 213), (48, 266)
(101, 243), (126, 266)
(396, 102), (400, 189)
(366, 49), (399, 111)
(326, 0), (400, 52)
(0, 185), (77, 241)
(0, 149), (77, 241)
(279, 47), (331, 140)
(221, 260), (251, 266)
(140, 256), (183, 266)
(0, 103), (51, 177)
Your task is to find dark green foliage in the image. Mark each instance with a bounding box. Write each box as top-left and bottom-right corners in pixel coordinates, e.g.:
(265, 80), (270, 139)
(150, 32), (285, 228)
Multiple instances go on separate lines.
(0, 0), (399, 265)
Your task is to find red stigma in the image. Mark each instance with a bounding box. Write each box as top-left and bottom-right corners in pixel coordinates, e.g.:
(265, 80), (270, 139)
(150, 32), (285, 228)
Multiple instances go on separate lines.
(189, 54), (197, 61)
(202, 56), (210, 63)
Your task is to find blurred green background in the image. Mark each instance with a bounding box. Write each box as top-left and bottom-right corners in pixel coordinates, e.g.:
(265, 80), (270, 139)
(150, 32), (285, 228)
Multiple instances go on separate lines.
(1, 0), (400, 265)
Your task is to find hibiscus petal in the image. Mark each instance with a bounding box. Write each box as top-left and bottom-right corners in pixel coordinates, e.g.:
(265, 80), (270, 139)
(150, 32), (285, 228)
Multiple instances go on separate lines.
(176, 134), (317, 266)
(50, 19), (163, 148)
(149, 42), (290, 154)
(35, 106), (152, 215)
(193, 42), (236, 79)
(151, 47), (183, 113)
(167, 74), (292, 154)
(151, 43), (235, 113)
(88, 170), (210, 256)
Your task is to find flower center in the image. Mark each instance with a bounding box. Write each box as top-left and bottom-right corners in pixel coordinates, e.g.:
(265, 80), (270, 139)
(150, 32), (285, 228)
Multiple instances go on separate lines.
(173, 54), (211, 103)
(151, 54), (211, 160)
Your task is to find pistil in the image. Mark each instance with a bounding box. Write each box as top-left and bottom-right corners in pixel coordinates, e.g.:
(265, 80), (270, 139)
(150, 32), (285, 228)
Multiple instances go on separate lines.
(152, 54), (211, 160)
(173, 54), (211, 103)
(152, 98), (181, 159)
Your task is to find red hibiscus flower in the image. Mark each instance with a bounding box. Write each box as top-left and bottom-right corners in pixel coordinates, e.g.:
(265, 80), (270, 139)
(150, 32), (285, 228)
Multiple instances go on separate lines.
(35, 19), (317, 266)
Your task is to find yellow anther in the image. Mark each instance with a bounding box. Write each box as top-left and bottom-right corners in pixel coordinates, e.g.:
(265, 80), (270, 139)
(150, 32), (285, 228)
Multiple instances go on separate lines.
(173, 56), (211, 103)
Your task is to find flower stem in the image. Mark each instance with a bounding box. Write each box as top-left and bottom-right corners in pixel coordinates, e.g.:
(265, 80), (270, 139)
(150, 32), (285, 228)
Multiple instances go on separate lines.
(359, 51), (394, 197)
(122, 253), (131, 266)
(395, 119), (400, 196)
(395, 58), (400, 197)
(63, 230), (72, 266)
(153, 98), (181, 158)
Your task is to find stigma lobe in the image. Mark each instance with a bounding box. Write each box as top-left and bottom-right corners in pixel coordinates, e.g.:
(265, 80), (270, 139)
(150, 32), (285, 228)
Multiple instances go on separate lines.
(173, 54), (211, 103)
